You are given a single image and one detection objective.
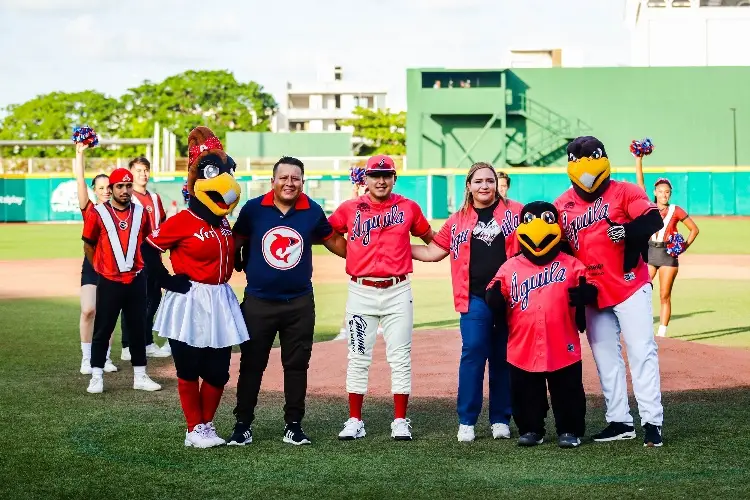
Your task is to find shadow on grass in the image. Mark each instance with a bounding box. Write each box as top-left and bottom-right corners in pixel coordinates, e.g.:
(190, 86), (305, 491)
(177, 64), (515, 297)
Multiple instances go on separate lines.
(652, 310), (714, 324)
(672, 325), (750, 342)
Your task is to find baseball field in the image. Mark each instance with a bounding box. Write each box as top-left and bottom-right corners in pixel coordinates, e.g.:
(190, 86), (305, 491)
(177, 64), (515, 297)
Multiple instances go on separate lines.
(2, 217), (750, 499)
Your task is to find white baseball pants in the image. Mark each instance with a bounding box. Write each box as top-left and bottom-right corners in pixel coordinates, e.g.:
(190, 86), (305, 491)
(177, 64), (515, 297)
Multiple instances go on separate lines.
(345, 279), (414, 395)
(586, 283), (664, 427)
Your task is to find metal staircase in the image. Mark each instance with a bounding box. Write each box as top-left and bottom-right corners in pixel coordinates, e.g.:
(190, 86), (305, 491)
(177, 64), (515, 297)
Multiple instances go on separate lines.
(507, 94), (592, 166)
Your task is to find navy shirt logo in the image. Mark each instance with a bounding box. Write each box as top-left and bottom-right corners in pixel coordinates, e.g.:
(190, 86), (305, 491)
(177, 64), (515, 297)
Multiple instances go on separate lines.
(262, 226), (304, 270)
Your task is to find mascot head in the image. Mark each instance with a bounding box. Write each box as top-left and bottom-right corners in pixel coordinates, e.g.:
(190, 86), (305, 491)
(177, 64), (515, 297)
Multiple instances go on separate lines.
(566, 135), (611, 201)
(187, 126), (241, 217)
(517, 201), (562, 264)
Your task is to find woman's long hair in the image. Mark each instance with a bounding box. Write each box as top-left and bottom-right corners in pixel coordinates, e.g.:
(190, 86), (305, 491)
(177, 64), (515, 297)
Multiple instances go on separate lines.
(461, 162), (502, 213)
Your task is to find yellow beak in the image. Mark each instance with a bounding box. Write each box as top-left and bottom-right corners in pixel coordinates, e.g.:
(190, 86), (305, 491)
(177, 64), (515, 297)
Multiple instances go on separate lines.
(517, 218), (562, 257)
(567, 156), (611, 193)
(194, 173), (241, 216)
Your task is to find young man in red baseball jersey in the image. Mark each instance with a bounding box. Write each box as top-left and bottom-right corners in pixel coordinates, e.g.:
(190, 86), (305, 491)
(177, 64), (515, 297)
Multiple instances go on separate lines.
(554, 136), (665, 447)
(81, 168), (162, 394)
(486, 201), (598, 448)
(329, 154), (435, 441)
(120, 156), (172, 360)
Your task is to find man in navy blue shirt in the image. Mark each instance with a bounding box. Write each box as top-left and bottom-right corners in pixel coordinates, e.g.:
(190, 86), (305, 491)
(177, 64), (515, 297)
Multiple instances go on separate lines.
(227, 156), (346, 446)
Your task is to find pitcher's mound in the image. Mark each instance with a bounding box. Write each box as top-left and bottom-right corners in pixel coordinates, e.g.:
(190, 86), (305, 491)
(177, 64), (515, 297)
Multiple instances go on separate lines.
(160, 330), (750, 397)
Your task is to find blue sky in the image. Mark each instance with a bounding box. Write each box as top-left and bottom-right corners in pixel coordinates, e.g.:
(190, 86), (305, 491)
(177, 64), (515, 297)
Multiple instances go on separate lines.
(0, 0), (631, 112)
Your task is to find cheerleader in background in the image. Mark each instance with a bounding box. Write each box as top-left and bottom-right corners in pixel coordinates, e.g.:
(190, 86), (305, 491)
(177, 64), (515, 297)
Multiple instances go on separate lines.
(633, 139), (700, 337)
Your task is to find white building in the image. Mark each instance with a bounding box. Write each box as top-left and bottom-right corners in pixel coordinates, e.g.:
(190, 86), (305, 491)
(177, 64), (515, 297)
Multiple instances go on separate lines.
(501, 48), (585, 68)
(627, 0), (750, 66)
(272, 66), (388, 134)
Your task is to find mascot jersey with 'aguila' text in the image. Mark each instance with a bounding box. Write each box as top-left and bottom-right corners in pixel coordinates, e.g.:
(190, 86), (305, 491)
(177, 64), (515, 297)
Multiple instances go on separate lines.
(329, 193), (431, 278)
(145, 209), (234, 285)
(554, 180), (658, 309)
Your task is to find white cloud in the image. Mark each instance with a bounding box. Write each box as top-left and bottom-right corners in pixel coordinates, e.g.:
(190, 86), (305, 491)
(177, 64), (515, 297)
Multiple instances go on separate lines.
(0, 0), (91, 11)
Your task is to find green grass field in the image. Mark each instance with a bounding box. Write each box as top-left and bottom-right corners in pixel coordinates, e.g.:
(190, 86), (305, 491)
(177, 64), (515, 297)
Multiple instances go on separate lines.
(1, 216), (749, 260)
(1, 218), (749, 498)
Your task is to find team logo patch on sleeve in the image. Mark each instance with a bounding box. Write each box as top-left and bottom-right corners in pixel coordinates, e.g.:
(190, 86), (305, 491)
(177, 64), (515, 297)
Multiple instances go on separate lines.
(262, 226), (304, 270)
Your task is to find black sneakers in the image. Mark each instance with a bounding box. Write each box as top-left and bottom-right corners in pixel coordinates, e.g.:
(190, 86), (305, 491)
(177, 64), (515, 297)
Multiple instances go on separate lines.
(643, 423), (663, 447)
(517, 432), (544, 447)
(558, 433), (581, 448)
(227, 422), (253, 446)
(283, 422), (311, 446)
(592, 422), (636, 442)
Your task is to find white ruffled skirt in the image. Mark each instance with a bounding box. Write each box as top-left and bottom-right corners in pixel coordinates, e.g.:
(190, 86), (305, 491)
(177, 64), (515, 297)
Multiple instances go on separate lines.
(153, 281), (249, 348)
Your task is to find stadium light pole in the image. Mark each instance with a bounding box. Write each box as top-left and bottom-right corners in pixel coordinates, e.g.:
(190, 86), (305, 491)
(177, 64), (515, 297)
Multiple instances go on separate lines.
(730, 107), (738, 166)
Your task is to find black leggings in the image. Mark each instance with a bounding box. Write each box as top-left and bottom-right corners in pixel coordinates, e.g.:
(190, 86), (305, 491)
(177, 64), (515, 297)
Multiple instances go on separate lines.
(169, 339), (232, 388)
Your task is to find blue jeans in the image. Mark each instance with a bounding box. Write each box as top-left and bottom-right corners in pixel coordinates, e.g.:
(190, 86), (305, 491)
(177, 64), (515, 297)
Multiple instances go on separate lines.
(457, 295), (512, 426)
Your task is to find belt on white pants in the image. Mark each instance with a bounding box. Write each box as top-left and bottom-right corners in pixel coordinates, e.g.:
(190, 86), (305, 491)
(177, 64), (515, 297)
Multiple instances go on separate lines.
(350, 275), (408, 289)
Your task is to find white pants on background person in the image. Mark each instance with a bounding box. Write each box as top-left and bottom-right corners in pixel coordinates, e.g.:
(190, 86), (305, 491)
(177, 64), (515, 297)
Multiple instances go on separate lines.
(585, 283), (664, 427)
(345, 278), (414, 395)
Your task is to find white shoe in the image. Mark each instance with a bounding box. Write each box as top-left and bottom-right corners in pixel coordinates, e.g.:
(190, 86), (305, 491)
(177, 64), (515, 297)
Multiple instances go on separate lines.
(146, 343), (171, 358)
(80, 358), (92, 375)
(338, 418), (366, 440)
(492, 423), (511, 439)
(158, 342), (172, 356)
(391, 418), (412, 441)
(203, 422), (226, 447)
(184, 424), (213, 448)
(457, 424), (475, 442)
(103, 359), (118, 373)
(133, 373), (162, 391)
(87, 376), (103, 394)
(121, 347), (131, 361)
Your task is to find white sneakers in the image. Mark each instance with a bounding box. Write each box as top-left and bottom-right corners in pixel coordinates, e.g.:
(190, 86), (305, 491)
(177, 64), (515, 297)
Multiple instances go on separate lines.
(184, 422), (226, 448)
(457, 423), (511, 442)
(133, 373), (162, 391)
(457, 424), (476, 442)
(492, 423), (511, 439)
(87, 376), (104, 394)
(122, 343), (171, 360)
(81, 358), (118, 374)
(391, 418), (412, 441)
(338, 418), (366, 440)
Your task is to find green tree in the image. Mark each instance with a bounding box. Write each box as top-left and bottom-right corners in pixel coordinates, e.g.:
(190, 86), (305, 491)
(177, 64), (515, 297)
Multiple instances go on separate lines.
(338, 107), (406, 156)
(0, 91), (121, 157)
(119, 70), (277, 156)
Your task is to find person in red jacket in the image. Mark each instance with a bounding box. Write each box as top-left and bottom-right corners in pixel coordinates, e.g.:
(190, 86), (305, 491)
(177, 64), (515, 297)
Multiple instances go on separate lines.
(81, 167), (162, 394)
(142, 126), (249, 448)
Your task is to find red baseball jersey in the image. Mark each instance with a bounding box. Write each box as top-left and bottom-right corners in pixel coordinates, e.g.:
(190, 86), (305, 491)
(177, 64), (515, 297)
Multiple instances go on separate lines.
(651, 204), (688, 243)
(488, 252), (587, 373)
(132, 190), (166, 230)
(82, 202), (151, 284)
(554, 180), (658, 308)
(329, 193), (431, 278)
(501, 198), (524, 258)
(81, 200), (94, 217)
(145, 209), (234, 285)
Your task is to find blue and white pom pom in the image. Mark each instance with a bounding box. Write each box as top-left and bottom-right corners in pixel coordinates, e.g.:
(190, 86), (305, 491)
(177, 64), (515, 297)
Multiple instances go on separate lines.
(72, 126), (99, 147)
(630, 137), (654, 157)
(666, 233), (686, 257)
(181, 181), (190, 204)
(350, 166), (366, 186)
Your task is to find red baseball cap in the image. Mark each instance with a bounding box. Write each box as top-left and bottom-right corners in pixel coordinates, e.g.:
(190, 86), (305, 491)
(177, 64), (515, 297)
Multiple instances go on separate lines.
(365, 154), (396, 175)
(109, 168), (134, 186)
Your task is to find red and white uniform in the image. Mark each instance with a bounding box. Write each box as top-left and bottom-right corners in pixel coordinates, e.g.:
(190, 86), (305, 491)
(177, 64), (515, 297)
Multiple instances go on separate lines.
(82, 202), (151, 284)
(132, 190), (166, 230)
(328, 193), (431, 396)
(651, 204), (688, 243)
(431, 198), (521, 313)
(148, 209), (248, 349)
(328, 193), (431, 279)
(554, 181), (658, 309)
(488, 253), (587, 373)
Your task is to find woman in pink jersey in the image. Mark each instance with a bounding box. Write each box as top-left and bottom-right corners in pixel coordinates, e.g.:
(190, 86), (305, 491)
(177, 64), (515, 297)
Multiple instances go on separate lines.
(74, 141), (117, 375)
(412, 162), (521, 442)
(635, 155), (700, 337)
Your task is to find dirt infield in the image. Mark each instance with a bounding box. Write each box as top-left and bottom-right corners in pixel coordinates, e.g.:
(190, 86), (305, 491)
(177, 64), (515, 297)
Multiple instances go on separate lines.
(152, 329), (750, 399)
(1, 253), (750, 299)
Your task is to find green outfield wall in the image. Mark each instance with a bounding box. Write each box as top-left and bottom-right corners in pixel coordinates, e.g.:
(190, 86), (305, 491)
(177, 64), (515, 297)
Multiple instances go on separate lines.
(407, 67), (750, 170)
(2, 168), (748, 222)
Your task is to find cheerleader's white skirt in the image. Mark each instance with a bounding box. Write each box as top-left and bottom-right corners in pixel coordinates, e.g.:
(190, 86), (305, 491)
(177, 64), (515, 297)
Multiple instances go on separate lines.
(153, 281), (249, 349)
